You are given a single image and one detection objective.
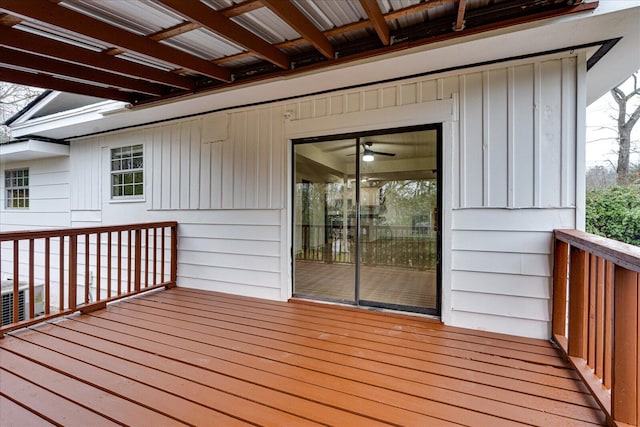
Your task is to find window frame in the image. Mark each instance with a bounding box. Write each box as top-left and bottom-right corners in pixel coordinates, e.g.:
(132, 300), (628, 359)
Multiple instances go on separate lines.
(4, 168), (30, 209)
(110, 144), (144, 201)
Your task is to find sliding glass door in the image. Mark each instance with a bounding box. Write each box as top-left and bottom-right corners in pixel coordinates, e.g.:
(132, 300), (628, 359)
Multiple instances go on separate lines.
(293, 125), (440, 314)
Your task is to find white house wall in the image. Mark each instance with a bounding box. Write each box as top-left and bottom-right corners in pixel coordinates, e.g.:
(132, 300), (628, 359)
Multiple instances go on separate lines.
(0, 156), (70, 231)
(15, 52), (583, 339)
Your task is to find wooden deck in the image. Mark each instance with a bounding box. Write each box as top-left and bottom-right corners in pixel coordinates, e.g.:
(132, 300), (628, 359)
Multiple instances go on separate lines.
(0, 287), (606, 426)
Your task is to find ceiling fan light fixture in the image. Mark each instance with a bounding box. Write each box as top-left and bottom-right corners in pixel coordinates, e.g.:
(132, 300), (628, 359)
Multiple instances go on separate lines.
(362, 149), (375, 162)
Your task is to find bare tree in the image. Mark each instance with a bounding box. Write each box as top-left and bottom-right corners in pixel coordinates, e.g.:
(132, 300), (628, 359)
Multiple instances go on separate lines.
(610, 72), (640, 185)
(0, 83), (44, 142)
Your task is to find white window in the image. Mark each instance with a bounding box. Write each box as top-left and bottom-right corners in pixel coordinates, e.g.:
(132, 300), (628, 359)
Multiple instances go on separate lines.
(111, 144), (143, 199)
(5, 168), (29, 209)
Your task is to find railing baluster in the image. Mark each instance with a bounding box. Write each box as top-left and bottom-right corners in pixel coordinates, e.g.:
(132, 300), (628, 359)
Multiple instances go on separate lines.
(59, 236), (65, 312)
(13, 240), (19, 324)
(145, 228), (149, 288)
(85, 234), (90, 305)
(552, 239), (569, 342)
(153, 227), (157, 286)
(117, 231), (122, 296)
(45, 237), (50, 315)
(587, 253), (597, 368)
(134, 229), (142, 292)
(107, 232), (112, 299)
(568, 246), (588, 359)
(594, 257), (605, 379)
(612, 266), (638, 425)
(161, 227), (165, 282)
(68, 235), (77, 311)
(603, 261), (613, 389)
(96, 233), (101, 302)
(28, 239), (35, 319)
(170, 224), (178, 286)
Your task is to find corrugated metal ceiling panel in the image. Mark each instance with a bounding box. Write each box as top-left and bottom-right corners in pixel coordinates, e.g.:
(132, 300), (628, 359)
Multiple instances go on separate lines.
(61, 0), (182, 36)
(161, 27), (245, 60)
(234, 8), (301, 44)
(293, 0), (366, 31)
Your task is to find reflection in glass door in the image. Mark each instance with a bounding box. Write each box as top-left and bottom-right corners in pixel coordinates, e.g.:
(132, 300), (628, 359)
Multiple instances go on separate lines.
(293, 125), (440, 314)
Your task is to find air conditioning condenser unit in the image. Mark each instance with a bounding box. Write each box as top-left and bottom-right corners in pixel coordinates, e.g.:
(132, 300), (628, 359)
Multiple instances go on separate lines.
(1, 280), (45, 326)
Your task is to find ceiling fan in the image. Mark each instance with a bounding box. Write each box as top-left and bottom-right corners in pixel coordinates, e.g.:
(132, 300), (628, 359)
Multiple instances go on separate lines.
(349, 142), (395, 162)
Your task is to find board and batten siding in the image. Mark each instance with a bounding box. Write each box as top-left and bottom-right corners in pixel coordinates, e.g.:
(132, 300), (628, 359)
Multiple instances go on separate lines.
(63, 52), (583, 338)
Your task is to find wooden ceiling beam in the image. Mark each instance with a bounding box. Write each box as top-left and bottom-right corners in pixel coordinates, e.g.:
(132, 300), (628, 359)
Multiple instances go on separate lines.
(157, 0), (290, 70)
(0, 0), (232, 82)
(0, 66), (134, 102)
(0, 46), (165, 96)
(261, 0), (334, 59)
(0, 25), (195, 90)
(359, 0), (390, 45)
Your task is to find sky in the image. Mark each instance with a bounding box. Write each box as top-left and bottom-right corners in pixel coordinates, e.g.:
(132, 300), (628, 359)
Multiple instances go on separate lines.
(586, 73), (640, 171)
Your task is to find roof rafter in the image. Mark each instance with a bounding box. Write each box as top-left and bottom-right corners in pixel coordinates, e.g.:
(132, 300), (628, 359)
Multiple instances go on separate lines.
(455, 0), (467, 31)
(261, 0), (334, 59)
(157, 0), (290, 70)
(359, 0), (390, 45)
(0, 46), (165, 96)
(0, 25), (195, 90)
(0, 0), (232, 82)
(0, 66), (133, 102)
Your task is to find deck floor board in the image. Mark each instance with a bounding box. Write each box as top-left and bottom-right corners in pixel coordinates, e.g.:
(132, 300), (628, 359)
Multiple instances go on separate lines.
(0, 287), (607, 426)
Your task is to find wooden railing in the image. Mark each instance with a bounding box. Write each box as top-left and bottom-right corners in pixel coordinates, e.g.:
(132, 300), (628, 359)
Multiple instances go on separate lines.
(553, 229), (640, 426)
(0, 221), (177, 337)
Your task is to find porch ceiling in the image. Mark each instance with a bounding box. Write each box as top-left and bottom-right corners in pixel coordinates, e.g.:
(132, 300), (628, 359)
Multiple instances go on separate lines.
(0, 0), (597, 107)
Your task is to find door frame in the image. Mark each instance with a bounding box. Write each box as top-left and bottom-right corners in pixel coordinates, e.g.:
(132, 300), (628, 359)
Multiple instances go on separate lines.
(290, 123), (443, 316)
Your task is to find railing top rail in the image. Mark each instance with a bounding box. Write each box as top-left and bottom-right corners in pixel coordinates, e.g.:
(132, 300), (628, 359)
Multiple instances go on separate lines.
(555, 229), (640, 274)
(0, 221), (178, 242)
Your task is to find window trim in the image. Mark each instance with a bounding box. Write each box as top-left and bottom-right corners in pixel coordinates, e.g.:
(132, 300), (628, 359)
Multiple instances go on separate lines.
(110, 144), (144, 201)
(4, 168), (30, 209)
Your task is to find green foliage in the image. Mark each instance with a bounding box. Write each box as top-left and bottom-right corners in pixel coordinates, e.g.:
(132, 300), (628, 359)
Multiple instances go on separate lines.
(586, 185), (640, 246)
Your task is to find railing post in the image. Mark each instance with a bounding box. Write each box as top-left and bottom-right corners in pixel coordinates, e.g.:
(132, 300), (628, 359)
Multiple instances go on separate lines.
(612, 266), (638, 425)
(553, 238), (569, 343)
(568, 246), (588, 359)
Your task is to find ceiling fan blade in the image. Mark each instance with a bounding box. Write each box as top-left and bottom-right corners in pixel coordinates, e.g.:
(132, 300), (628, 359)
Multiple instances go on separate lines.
(372, 151), (395, 156)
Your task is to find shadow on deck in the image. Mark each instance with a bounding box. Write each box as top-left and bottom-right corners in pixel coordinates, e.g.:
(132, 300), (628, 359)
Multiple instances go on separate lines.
(0, 287), (605, 426)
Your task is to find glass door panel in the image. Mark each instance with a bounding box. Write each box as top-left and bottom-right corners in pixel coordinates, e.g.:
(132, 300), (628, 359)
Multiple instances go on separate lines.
(293, 140), (356, 302)
(358, 129), (438, 311)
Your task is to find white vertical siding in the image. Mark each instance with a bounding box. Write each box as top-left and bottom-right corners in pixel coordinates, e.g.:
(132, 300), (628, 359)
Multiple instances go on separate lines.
(456, 57), (577, 210)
